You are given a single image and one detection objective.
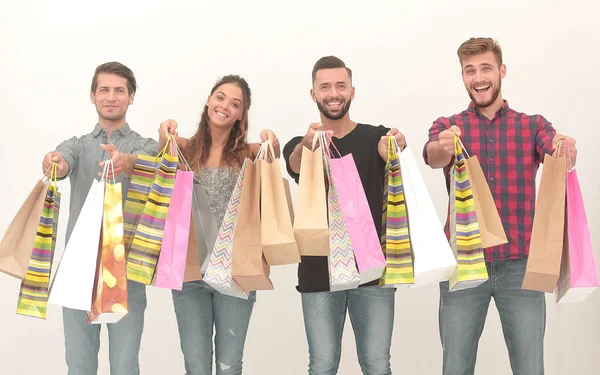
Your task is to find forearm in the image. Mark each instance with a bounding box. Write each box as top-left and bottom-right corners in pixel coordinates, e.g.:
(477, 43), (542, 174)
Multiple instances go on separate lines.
(426, 141), (452, 169)
(289, 141), (306, 174)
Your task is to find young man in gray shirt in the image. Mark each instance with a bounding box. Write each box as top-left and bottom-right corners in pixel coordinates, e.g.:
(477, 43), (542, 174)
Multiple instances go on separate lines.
(41, 62), (158, 375)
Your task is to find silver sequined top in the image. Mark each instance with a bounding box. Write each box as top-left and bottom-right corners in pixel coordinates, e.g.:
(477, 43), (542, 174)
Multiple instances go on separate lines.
(197, 166), (239, 227)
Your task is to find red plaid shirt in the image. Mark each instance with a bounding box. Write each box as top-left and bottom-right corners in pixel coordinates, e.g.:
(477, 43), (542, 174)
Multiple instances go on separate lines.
(423, 101), (556, 261)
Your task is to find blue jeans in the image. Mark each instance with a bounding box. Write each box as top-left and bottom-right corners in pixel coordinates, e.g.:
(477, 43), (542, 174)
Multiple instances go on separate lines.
(63, 280), (147, 375)
(172, 280), (255, 375)
(439, 258), (546, 375)
(301, 285), (396, 375)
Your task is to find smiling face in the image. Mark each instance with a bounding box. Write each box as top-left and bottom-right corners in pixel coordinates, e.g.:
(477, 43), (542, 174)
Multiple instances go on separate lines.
(90, 73), (134, 123)
(461, 51), (506, 109)
(205, 83), (245, 130)
(311, 67), (355, 120)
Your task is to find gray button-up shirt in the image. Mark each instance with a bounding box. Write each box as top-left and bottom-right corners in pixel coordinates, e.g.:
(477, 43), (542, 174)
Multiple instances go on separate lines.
(56, 123), (158, 244)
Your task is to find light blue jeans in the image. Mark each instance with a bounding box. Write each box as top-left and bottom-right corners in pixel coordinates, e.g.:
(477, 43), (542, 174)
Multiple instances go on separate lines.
(63, 280), (147, 375)
(301, 285), (396, 375)
(439, 258), (546, 375)
(172, 280), (255, 375)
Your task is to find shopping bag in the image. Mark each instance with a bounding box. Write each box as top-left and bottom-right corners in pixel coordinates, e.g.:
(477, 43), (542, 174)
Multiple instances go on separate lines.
(399, 146), (457, 287)
(127, 139), (178, 284)
(464, 155), (508, 248)
(326, 135), (385, 284)
(555, 145), (598, 303)
(190, 179), (219, 273)
(154, 159), (194, 290)
(0, 179), (48, 279)
(203, 161), (249, 299)
(293, 139), (329, 256)
(16, 163), (61, 319)
(257, 140), (300, 266)
(48, 178), (104, 310)
(522, 140), (567, 293)
(88, 178), (129, 324)
(320, 132), (361, 291)
(183, 216), (203, 282)
(448, 134), (488, 291)
(123, 155), (159, 251)
(380, 136), (414, 287)
(231, 157), (273, 292)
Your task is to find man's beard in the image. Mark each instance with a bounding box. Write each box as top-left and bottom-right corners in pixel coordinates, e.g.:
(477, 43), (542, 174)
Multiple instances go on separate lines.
(316, 99), (352, 120)
(468, 79), (501, 108)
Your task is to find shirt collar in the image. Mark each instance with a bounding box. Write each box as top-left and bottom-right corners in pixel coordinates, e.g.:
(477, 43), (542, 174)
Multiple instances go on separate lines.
(92, 123), (131, 138)
(467, 100), (510, 119)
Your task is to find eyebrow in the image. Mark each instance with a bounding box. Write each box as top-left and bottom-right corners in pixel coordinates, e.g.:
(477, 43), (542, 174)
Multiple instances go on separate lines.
(98, 85), (126, 90)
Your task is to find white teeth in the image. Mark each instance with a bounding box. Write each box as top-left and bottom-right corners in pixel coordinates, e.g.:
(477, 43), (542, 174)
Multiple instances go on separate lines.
(327, 101), (342, 106)
(475, 86), (489, 90)
(216, 111), (227, 118)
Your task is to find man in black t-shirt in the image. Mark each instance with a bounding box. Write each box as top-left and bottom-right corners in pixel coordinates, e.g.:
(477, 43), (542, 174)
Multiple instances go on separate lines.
(283, 56), (406, 375)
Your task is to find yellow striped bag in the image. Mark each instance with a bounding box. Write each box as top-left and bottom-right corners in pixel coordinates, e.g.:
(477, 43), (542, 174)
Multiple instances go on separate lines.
(380, 136), (414, 287)
(449, 134), (488, 291)
(126, 140), (178, 284)
(16, 163), (61, 319)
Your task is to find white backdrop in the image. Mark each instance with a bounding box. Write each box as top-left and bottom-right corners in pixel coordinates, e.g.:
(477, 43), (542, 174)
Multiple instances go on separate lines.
(1, 1), (599, 374)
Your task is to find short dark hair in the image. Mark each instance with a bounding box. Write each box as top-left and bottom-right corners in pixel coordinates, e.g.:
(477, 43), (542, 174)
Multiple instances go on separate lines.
(91, 62), (137, 94)
(312, 56), (352, 83)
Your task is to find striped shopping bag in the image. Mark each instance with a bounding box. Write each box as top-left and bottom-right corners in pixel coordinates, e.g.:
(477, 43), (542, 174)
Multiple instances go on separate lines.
(126, 140), (178, 284)
(16, 164), (61, 319)
(204, 160), (249, 299)
(320, 132), (361, 292)
(448, 133), (488, 291)
(380, 136), (414, 287)
(123, 156), (160, 251)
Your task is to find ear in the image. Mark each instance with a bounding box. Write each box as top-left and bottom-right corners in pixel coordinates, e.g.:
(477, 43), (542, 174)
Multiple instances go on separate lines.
(90, 91), (95, 104)
(500, 64), (507, 79)
(206, 95), (211, 107)
(128, 91), (135, 105)
(310, 88), (317, 103)
(350, 86), (355, 101)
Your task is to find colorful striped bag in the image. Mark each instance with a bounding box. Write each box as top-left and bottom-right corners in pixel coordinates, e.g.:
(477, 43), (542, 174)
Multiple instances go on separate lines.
(16, 163), (61, 319)
(126, 138), (178, 284)
(380, 136), (414, 287)
(449, 134), (488, 291)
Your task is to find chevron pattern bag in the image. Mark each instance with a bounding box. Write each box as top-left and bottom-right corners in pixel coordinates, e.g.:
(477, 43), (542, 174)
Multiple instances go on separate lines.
(126, 139), (178, 284)
(203, 160), (249, 299)
(449, 133), (488, 291)
(380, 136), (414, 287)
(16, 163), (61, 319)
(319, 132), (360, 292)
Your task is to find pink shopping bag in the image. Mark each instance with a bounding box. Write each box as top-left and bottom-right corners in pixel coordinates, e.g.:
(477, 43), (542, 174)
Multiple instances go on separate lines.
(154, 168), (194, 290)
(326, 135), (386, 284)
(556, 146), (598, 303)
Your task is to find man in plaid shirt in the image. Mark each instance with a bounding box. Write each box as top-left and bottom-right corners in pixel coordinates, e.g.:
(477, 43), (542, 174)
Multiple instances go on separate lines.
(423, 38), (578, 374)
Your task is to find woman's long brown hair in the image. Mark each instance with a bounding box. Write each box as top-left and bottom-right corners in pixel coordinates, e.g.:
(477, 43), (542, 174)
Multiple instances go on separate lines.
(185, 75), (252, 173)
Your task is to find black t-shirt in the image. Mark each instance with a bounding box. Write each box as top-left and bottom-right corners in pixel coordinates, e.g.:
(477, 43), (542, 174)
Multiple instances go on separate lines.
(283, 123), (390, 293)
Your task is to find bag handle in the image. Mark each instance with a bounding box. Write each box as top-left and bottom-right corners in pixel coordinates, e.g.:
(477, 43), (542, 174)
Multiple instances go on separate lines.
(255, 139), (276, 162)
(451, 129), (470, 159)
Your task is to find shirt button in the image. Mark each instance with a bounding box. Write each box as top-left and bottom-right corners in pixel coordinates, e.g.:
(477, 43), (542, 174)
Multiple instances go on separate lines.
(488, 138), (494, 143)
(489, 157), (494, 162)
(489, 177), (495, 181)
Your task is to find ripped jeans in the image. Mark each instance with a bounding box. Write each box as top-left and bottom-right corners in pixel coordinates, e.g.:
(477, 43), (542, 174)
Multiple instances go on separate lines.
(172, 280), (255, 375)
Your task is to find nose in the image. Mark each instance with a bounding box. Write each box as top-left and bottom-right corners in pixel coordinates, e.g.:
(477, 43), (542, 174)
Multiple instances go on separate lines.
(475, 70), (485, 83)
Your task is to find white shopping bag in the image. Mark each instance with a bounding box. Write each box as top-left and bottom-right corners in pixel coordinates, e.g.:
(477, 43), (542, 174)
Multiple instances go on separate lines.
(48, 180), (104, 311)
(398, 146), (457, 287)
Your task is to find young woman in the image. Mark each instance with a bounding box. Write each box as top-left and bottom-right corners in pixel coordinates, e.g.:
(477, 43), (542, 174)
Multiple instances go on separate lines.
(158, 75), (280, 375)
